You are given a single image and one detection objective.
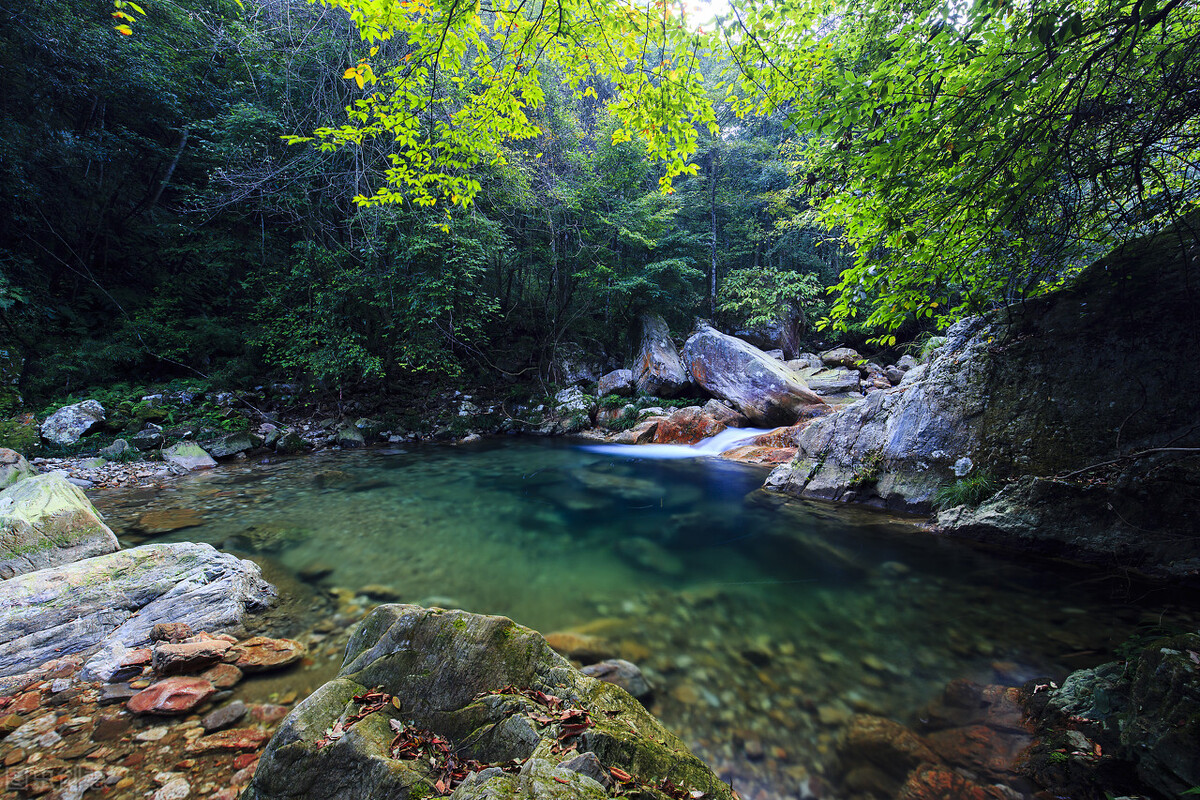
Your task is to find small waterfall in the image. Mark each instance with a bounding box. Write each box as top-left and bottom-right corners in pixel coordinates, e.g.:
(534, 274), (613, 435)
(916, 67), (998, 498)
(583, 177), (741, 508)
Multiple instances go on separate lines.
(579, 427), (777, 460)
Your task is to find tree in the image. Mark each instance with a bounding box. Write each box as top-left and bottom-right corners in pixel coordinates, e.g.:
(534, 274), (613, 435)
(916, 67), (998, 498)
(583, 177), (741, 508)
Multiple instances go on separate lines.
(720, 0), (1200, 339)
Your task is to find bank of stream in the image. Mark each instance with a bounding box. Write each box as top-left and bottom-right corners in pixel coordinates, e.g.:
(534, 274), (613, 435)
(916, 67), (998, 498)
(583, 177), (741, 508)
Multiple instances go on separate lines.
(89, 438), (1200, 799)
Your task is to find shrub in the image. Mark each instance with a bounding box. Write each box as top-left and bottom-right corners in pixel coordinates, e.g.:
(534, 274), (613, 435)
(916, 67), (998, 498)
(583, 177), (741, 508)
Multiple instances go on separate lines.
(934, 472), (998, 509)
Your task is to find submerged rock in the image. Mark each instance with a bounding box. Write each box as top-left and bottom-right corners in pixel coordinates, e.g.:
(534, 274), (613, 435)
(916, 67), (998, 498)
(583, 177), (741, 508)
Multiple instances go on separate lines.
(682, 323), (829, 426)
(0, 472), (119, 578)
(634, 313), (691, 398)
(0, 542), (274, 679)
(243, 604), (734, 800)
(39, 400), (105, 446)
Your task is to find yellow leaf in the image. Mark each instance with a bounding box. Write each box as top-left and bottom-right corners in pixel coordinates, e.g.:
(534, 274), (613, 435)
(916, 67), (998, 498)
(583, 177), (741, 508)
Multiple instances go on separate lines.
(115, 24), (133, 34)
(343, 67), (358, 79)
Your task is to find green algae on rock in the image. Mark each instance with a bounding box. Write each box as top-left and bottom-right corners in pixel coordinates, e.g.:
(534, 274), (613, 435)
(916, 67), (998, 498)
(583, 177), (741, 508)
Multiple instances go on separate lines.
(0, 472), (119, 578)
(243, 604), (735, 800)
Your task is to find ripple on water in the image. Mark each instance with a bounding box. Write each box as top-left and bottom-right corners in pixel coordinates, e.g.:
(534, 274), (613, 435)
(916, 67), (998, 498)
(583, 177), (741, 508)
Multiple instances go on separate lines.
(91, 438), (1198, 799)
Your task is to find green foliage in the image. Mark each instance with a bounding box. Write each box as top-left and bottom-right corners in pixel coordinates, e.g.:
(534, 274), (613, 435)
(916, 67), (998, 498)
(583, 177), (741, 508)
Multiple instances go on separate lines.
(723, 0), (1200, 339)
(719, 267), (823, 329)
(917, 336), (948, 362)
(934, 472), (999, 510)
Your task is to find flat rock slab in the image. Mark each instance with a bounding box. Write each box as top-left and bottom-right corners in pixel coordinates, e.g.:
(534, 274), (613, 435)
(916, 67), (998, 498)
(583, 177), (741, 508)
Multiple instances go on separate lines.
(229, 637), (305, 672)
(127, 676), (216, 714)
(0, 473), (119, 579)
(0, 542), (275, 679)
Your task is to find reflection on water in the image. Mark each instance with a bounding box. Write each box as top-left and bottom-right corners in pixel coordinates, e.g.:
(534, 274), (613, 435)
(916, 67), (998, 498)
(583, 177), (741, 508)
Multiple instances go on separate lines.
(91, 438), (1198, 799)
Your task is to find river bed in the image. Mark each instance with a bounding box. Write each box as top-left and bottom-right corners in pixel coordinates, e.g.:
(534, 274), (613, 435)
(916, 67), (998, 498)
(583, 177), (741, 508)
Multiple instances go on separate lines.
(89, 438), (1199, 799)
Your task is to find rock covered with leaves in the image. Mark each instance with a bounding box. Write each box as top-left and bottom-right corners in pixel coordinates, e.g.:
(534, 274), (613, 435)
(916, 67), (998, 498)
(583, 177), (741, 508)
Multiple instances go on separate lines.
(243, 604), (735, 800)
(0, 472), (119, 578)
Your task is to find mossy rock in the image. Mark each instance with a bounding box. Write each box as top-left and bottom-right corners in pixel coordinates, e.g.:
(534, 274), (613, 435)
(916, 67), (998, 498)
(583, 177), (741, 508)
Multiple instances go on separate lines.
(243, 605), (734, 800)
(0, 473), (119, 578)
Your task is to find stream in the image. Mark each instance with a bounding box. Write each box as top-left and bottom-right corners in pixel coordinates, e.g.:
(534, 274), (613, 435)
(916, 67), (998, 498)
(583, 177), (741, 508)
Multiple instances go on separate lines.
(90, 437), (1199, 799)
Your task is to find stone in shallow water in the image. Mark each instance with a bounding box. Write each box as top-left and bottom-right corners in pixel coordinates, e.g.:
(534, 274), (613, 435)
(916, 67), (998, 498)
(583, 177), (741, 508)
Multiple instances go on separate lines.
(127, 677), (216, 715)
(201, 700), (246, 732)
(580, 658), (651, 699)
(229, 637), (305, 673)
(138, 508), (205, 534)
(187, 726), (271, 753)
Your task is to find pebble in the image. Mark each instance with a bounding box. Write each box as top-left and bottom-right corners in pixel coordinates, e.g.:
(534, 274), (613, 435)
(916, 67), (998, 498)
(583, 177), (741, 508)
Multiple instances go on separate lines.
(201, 700), (247, 732)
(136, 726), (171, 742)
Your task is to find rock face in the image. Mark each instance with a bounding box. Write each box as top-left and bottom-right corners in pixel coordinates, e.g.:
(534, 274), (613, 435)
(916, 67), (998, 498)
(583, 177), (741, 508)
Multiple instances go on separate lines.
(0, 448), (34, 490)
(39, 399), (106, 445)
(1022, 633), (1200, 799)
(634, 314), (690, 398)
(682, 324), (829, 426)
(767, 215), (1200, 570)
(243, 604), (734, 800)
(0, 542), (275, 679)
(765, 316), (992, 512)
(597, 369), (635, 398)
(0, 473), (119, 578)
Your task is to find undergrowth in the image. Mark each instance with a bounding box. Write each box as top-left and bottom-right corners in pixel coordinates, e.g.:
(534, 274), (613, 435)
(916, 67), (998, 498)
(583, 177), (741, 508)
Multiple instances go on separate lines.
(934, 471), (998, 509)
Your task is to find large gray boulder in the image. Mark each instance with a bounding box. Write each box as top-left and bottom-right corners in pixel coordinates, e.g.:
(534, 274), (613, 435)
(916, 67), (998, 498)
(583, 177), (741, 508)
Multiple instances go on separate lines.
(682, 323), (829, 426)
(0, 473), (119, 579)
(597, 369), (635, 398)
(765, 215), (1200, 573)
(0, 448), (34, 490)
(39, 399), (105, 445)
(764, 316), (992, 512)
(0, 542), (274, 679)
(634, 314), (690, 398)
(243, 604), (734, 800)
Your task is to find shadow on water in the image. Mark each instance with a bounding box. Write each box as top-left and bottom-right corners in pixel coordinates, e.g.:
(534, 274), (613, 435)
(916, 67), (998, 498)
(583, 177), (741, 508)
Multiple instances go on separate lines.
(91, 437), (1199, 799)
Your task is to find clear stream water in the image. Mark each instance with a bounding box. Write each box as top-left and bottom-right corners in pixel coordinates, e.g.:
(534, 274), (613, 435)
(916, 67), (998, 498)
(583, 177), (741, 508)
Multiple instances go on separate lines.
(90, 438), (1198, 799)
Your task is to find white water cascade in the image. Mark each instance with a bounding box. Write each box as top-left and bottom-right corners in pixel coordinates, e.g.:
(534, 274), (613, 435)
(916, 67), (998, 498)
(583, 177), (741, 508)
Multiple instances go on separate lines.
(578, 426), (777, 460)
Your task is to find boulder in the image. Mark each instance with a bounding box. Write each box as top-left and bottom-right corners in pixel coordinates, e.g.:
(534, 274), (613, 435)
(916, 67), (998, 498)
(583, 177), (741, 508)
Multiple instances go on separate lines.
(1024, 633), (1200, 799)
(634, 314), (690, 398)
(243, 604), (733, 800)
(652, 406), (727, 445)
(771, 216), (1200, 568)
(354, 418), (387, 443)
(597, 369), (636, 398)
(163, 441), (217, 470)
(130, 428), (165, 451)
(127, 676), (216, 715)
(821, 347), (863, 370)
(275, 430), (312, 455)
(553, 387), (596, 418)
(682, 323), (830, 426)
(802, 367), (862, 396)
(203, 431), (260, 459)
(39, 400), (105, 445)
(335, 424), (365, 449)
(551, 343), (600, 386)
(99, 438), (132, 460)
(700, 399), (749, 428)
(0, 542), (274, 679)
(0, 448), (34, 490)
(0, 473), (119, 579)
(765, 316), (993, 512)
(613, 418), (663, 445)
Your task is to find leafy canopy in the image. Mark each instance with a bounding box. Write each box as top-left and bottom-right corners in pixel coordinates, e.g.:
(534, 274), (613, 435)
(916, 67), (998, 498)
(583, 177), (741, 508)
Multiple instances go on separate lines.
(720, 0), (1200, 339)
(286, 0), (718, 209)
